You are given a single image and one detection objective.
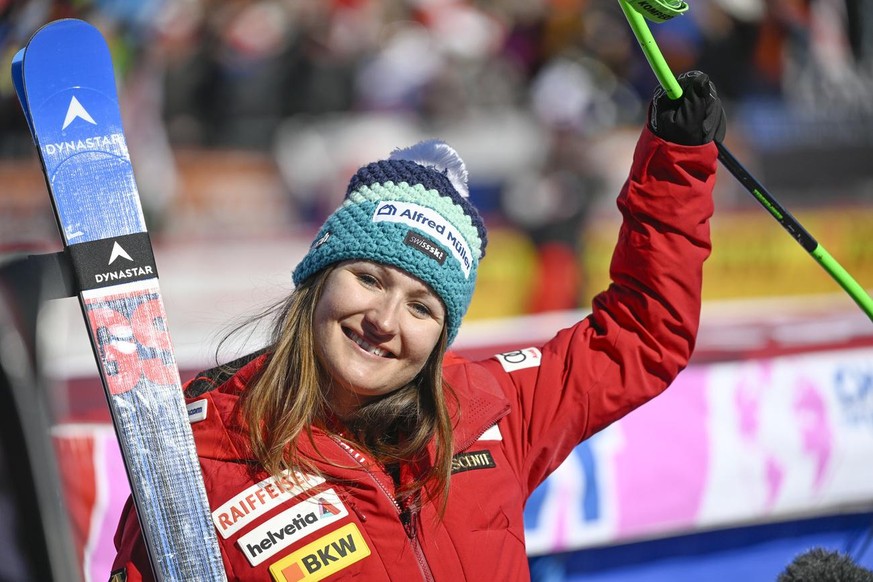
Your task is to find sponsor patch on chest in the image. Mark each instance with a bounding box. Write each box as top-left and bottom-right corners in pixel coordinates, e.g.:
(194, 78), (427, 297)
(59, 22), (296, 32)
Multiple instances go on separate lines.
(269, 523), (370, 581)
(237, 488), (348, 566)
(212, 470), (325, 539)
(451, 450), (496, 474)
(495, 347), (542, 372)
(186, 398), (208, 423)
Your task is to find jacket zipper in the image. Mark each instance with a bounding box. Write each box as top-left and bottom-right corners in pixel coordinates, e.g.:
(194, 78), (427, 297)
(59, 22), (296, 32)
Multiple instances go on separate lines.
(330, 435), (435, 582)
(400, 506), (432, 582)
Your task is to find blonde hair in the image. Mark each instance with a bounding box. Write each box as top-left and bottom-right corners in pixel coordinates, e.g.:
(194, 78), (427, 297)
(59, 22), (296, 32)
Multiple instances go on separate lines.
(240, 265), (456, 511)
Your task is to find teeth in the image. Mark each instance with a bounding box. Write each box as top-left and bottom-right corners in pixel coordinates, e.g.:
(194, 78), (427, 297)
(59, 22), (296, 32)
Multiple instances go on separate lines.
(348, 330), (389, 357)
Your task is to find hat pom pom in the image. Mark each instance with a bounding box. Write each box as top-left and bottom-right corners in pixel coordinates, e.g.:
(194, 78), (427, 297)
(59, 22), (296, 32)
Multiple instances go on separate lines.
(389, 139), (469, 199)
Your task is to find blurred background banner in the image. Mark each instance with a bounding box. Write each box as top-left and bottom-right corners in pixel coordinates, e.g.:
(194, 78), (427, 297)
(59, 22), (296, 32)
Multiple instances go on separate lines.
(2, 0), (873, 580)
(523, 345), (873, 555)
(52, 424), (130, 582)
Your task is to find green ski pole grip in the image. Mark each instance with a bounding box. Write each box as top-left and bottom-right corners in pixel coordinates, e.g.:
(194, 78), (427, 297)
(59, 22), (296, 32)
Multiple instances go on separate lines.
(625, 0), (688, 23)
(618, 0), (683, 98)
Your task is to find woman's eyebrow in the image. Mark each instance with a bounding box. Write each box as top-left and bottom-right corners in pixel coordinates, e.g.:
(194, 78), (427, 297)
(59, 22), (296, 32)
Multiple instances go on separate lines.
(407, 282), (440, 300)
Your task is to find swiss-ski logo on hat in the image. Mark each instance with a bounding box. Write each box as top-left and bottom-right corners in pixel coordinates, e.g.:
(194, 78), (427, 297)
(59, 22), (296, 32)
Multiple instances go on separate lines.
(403, 231), (446, 265)
(373, 201), (472, 278)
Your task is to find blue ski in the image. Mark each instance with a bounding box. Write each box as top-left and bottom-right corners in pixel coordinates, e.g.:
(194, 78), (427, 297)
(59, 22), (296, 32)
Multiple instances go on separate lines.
(17, 19), (226, 581)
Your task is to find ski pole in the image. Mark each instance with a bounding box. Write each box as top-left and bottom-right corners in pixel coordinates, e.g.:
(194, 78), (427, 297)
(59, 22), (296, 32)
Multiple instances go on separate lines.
(618, 0), (873, 322)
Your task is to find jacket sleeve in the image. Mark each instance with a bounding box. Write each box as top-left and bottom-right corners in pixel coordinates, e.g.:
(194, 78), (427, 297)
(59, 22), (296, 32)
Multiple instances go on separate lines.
(111, 496), (154, 582)
(482, 127), (718, 494)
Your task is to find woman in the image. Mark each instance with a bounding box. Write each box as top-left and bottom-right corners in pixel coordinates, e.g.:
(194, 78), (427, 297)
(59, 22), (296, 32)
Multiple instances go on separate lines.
(113, 71), (725, 581)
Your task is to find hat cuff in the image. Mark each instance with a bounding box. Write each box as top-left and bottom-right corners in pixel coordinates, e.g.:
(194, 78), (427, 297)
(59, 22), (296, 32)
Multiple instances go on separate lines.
(292, 202), (477, 345)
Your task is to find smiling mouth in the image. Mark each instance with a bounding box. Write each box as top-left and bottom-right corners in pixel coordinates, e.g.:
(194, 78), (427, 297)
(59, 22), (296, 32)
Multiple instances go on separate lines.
(344, 328), (394, 358)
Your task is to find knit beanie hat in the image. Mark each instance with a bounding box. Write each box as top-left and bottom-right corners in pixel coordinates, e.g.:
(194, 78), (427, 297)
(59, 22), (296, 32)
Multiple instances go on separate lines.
(292, 139), (487, 345)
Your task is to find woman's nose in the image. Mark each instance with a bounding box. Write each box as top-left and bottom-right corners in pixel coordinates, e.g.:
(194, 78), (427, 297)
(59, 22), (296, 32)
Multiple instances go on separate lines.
(365, 295), (401, 336)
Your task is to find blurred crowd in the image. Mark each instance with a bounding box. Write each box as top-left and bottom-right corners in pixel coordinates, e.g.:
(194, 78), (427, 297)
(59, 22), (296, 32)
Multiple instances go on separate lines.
(2, 0), (870, 143)
(2, 0), (873, 311)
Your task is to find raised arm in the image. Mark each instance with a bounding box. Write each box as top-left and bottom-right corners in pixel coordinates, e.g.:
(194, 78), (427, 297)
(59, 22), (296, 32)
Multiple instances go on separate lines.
(482, 72), (724, 490)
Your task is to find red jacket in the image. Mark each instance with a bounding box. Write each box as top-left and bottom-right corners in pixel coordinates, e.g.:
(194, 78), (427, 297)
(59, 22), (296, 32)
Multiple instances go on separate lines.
(112, 128), (717, 581)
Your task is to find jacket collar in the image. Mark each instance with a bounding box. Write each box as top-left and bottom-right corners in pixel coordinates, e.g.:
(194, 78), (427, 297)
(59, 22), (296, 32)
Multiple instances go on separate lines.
(442, 352), (510, 452)
(186, 351), (510, 462)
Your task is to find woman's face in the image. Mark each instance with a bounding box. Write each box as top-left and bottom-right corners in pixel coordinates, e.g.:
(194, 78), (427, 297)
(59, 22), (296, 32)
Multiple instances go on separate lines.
(313, 260), (446, 415)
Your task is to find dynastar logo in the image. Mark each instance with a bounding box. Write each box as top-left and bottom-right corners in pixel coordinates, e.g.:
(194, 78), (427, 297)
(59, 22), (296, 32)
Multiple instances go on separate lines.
(67, 233), (158, 291)
(62, 95), (96, 130)
(268, 523), (371, 582)
(237, 489), (348, 566)
(44, 133), (125, 155)
(373, 201), (472, 278)
(108, 241), (133, 264)
(42, 94), (127, 158)
(94, 240), (152, 284)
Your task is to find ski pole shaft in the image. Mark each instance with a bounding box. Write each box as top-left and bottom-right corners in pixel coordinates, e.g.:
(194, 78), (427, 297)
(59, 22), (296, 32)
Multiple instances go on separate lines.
(715, 143), (873, 319)
(618, 0), (682, 99)
(617, 0), (873, 322)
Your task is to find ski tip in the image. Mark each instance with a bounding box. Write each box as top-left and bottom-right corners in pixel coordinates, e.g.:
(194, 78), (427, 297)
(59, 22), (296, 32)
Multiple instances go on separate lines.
(27, 17), (98, 39)
(23, 18), (108, 56)
(20, 16), (117, 108)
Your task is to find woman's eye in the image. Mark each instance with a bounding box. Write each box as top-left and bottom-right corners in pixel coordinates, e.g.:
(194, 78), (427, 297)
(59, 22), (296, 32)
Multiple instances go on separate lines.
(356, 273), (379, 287)
(410, 302), (432, 318)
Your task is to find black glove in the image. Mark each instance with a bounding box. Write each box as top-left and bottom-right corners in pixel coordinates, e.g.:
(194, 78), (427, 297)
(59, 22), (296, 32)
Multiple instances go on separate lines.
(648, 71), (726, 146)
